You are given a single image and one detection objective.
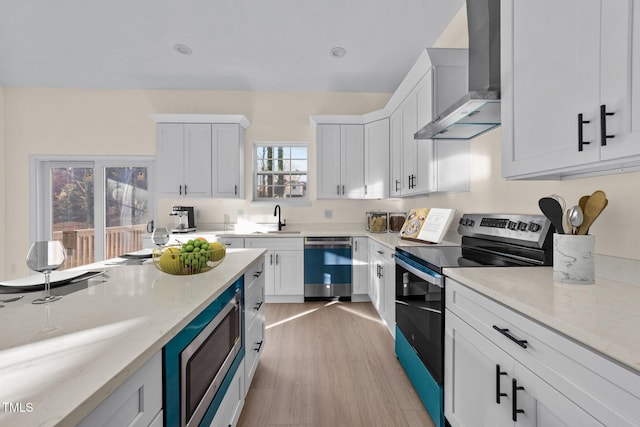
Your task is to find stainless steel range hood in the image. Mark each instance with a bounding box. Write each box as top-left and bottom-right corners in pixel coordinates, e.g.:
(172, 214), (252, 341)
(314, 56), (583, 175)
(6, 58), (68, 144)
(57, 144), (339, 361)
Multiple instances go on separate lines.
(415, 0), (500, 140)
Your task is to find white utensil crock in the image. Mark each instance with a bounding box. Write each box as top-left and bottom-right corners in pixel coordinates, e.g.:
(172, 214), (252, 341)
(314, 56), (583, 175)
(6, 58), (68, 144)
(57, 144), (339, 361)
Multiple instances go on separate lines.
(553, 233), (595, 284)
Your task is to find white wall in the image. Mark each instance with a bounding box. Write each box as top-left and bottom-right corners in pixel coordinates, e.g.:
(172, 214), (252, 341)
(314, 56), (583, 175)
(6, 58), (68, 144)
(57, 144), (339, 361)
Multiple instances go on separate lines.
(1, 89), (391, 279)
(0, 88), (5, 278)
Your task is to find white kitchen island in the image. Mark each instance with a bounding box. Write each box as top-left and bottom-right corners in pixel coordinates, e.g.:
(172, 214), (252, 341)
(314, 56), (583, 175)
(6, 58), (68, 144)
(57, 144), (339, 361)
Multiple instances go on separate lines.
(0, 248), (266, 427)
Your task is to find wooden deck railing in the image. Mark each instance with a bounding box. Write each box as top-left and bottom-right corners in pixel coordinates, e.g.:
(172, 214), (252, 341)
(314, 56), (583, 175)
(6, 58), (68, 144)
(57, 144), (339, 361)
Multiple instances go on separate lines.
(53, 224), (147, 269)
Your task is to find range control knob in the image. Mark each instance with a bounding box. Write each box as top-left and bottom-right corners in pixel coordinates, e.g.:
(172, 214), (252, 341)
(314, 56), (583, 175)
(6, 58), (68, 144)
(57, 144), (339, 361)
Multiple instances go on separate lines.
(459, 218), (466, 225)
(466, 219), (475, 227)
(507, 221), (518, 230)
(528, 222), (541, 232)
(517, 221), (528, 231)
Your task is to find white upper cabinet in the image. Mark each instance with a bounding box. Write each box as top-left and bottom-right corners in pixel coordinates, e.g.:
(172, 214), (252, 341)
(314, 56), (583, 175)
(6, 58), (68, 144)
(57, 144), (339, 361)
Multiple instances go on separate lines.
(212, 124), (245, 199)
(316, 124), (365, 199)
(152, 114), (249, 199)
(157, 123), (212, 198)
(364, 118), (390, 199)
(502, 0), (640, 179)
(389, 110), (403, 197)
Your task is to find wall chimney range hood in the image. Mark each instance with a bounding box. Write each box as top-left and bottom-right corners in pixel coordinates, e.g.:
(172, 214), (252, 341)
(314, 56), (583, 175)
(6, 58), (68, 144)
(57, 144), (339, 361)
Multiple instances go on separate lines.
(415, 0), (501, 140)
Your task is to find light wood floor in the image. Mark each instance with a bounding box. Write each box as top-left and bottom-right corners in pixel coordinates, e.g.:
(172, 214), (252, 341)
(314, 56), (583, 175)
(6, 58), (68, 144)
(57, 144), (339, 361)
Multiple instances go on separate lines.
(238, 301), (436, 427)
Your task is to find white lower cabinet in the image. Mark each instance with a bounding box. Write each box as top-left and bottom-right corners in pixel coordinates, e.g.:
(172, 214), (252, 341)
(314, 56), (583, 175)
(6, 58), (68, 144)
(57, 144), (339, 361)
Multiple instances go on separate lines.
(351, 237), (370, 301)
(245, 238), (304, 303)
(368, 239), (395, 337)
(210, 359), (245, 427)
(445, 278), (640, 427)
(77, 351), (162, 427)
(244, 258), (266, 390)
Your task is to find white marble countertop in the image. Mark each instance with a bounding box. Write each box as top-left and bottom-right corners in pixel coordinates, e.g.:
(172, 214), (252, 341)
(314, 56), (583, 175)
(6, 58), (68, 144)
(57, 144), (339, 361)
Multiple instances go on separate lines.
(443, 266), (640, 373)
(0, 248), (266, 427)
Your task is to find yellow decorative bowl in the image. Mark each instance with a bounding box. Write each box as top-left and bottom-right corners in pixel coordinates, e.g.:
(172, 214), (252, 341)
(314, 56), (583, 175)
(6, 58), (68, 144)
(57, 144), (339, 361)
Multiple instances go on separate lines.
(152, 241), (226, 275)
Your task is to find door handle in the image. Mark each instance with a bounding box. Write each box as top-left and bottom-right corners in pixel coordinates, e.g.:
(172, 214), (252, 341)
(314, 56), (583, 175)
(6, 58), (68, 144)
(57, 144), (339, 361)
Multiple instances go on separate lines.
(364, 184), (368, 195)
(254, 301), (263, 311)
(493, 325), (528, 348)
(577, 113), (591, 152)
(184, 185), (187, 195)
(270, 254), (273, 265)
(179, 184), (182, 195)
(275, 254), (279, 265)
(512, 379), (525, 422)
(395, 179), (400, 192)
(342, 185), (345, 195)
(496, 365), (508, 404)
(600, 104), (615, 146)
(234, 185), (238, 195)
(337, 185), (340, 196)
(253, 271), (263, 278)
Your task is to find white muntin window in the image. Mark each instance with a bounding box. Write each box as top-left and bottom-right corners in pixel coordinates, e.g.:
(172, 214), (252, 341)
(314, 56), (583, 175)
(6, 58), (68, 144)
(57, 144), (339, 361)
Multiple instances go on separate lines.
(253, 142), (308, 202)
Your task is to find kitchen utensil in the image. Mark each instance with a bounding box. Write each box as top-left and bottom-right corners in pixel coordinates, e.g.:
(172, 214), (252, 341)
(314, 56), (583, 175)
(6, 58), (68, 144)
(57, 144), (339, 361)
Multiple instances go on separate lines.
(579, 195), (590, 213)
(539, 197), (565, 234)
(563, 209), (571, 234)
(0, 295), (23, 307)
(577, 191), (608, 235)
(568, 205), (584, 235)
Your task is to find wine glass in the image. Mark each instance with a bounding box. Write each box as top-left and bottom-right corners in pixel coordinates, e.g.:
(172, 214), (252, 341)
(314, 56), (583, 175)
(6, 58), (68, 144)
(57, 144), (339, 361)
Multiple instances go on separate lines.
(151, 227), (170, 246)
(26, 240), (66, 304)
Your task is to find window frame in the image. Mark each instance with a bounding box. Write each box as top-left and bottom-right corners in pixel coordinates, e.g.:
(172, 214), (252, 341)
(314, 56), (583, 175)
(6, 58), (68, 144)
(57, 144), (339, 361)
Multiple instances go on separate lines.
(29, 155), (156, 263)
(252, 141), (310, 205)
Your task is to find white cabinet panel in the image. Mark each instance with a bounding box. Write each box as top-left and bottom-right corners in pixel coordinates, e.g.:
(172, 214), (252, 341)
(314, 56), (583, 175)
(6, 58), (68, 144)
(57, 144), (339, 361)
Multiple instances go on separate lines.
(316, 124), (343, 198)
(341, 124), (365, 199)
(389, 110), (403, 197)
(212, 124), (244, 198)
(351, 237), (369, 297)
(364, 118), (390, 199)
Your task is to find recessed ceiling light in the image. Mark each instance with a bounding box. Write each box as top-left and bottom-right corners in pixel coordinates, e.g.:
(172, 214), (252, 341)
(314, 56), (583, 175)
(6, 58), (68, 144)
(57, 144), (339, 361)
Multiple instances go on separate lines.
(174, 44), (193, 55)
(330, 46), (347, 58)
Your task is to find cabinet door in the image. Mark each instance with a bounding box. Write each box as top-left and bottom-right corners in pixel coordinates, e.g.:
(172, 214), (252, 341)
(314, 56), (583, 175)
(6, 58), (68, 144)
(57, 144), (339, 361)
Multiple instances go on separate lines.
(364, 119), (390, 199)
(402, 90), (418, 193)
(263, 250), (276, 296)
(183, 124), (212, 198)
(600, 0), (640, 161)
(389, 109), (403, 197)
(316, 124), (342, 199)
(274, 250), (304, 296)
(502, 0), (601, 178)
(156, 124), (186, 197)
(512, 363), (602, 427)
(381, 254), (395, 336)
(212, 124), (244, 198)
(445, 311), (513, 427)
(341, 124), (365, 199)
(352, 237), (369, 295)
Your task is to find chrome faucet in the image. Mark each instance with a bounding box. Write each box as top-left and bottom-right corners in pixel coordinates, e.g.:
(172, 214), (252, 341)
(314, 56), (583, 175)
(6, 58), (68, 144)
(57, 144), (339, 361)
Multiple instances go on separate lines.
(274, 204), (286, 231)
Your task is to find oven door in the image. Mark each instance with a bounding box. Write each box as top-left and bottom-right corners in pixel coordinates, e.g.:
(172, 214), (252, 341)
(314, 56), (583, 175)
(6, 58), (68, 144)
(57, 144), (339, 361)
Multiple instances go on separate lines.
(395, 253), (444, 385)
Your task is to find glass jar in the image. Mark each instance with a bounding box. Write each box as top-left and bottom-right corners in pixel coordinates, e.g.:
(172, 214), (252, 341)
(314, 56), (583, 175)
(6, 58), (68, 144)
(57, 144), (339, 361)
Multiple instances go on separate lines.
(388, 212), (407, 232)
(366, 212), (388, 233)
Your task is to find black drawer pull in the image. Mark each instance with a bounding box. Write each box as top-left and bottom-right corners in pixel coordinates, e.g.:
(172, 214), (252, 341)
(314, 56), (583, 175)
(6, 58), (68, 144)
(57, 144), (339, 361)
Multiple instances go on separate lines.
(254, 340), (264, 352)
(496, 364), (508, 404)
(493, 325), (528, 348)
(512, 378), (525, 421)
(578, 113), (591, 151)
(253, 271), (262, 278)
(600, 104), (615, 146)
(254, 301), (263, 311)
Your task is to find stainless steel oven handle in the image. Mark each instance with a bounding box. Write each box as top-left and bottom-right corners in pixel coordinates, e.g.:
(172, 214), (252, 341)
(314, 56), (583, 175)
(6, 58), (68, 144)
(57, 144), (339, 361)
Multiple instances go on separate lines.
(417, 306), (442, 315)
(395, 257), (443, 288)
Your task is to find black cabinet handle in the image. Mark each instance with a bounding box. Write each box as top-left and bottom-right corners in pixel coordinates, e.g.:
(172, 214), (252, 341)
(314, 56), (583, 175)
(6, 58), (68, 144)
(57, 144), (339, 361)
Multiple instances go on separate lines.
(234, 185), (238, 195)
(253, 271), (263, 278)
(496, 365), (508, 404)
(512, 378), (525, 421)
(337, 185), (340, 195)
(179, 185), (182, 195)
(254, 301), (263, 311)
(364, 184), (368, 195)
(379, 265), (384, 278)
(270, 254), (273, 265)
(254, 340), (264, 352)
(493, 325), (528, 348)
(395, 179), (400, 192)
(184, 185), (187, 195)
(578, 113), (591, 152)
(600, 104), (615, 146)
(342, 185), (345, 195)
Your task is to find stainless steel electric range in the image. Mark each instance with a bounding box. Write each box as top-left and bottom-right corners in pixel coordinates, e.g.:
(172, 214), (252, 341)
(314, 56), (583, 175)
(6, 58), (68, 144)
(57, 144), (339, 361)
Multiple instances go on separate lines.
(394, 213), (554, 427)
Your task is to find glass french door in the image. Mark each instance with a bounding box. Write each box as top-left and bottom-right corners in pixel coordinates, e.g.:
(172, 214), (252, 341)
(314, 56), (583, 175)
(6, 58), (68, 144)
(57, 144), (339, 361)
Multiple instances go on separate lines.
(35, 158), (155, 269)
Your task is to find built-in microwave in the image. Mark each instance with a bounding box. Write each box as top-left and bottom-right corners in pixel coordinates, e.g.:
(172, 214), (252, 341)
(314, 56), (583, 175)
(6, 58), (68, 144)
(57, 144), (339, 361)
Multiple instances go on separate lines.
(164, 280), (244, 427)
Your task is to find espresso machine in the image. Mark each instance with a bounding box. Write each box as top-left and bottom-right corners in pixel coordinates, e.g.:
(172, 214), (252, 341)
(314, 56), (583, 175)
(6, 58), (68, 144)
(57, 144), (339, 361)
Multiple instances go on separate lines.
(170, 206), (196, 233)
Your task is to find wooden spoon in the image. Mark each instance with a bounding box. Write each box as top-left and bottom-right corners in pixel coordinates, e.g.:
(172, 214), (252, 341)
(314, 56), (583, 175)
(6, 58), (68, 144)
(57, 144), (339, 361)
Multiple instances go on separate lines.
(577, 191), (607, 235)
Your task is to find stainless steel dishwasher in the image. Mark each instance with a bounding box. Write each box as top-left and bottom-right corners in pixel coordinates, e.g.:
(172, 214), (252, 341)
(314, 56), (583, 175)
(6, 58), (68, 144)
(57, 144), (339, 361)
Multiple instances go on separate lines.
(303, 237), (352, 299)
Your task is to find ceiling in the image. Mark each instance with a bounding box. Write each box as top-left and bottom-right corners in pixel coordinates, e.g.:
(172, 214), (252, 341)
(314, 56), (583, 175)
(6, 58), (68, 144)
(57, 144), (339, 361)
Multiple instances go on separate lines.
(0, 0), (464, 93)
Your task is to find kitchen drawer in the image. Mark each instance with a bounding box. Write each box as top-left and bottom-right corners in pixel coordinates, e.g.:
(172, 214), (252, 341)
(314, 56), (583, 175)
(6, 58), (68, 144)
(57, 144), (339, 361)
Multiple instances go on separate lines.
(244, 258), (265, 287)
(216, 236), (244, 248)
(211, 358), (245, 427)
(245, 308), (265, 389)
(245, 271), (265, 329)
(245, 237), (303, 251)
(446, 278), (640, 426)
